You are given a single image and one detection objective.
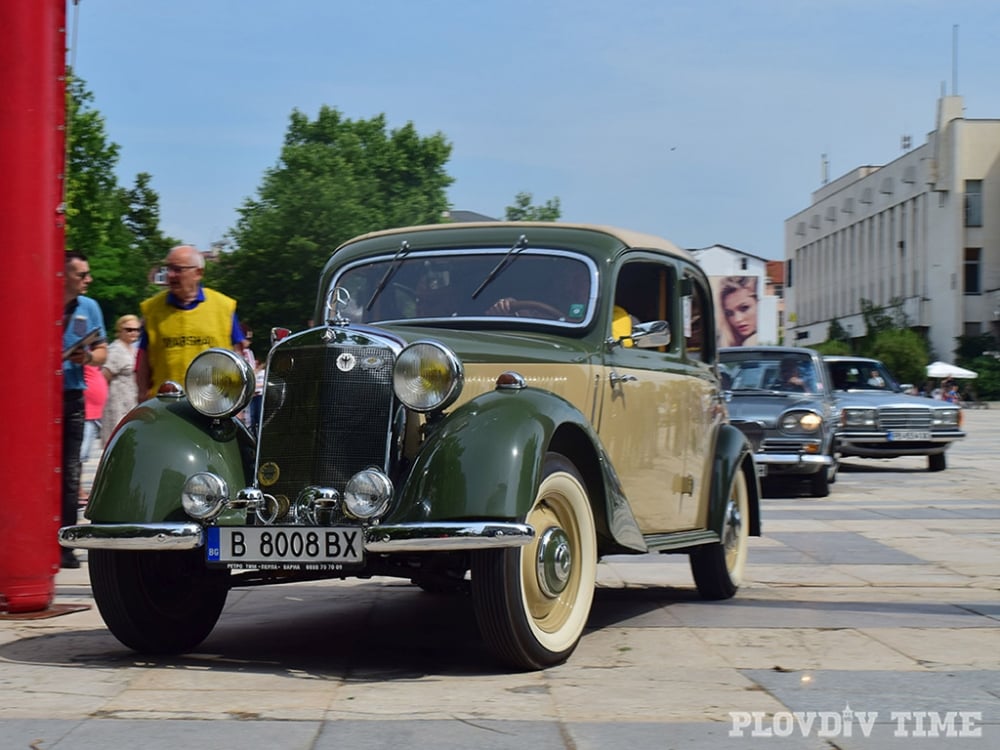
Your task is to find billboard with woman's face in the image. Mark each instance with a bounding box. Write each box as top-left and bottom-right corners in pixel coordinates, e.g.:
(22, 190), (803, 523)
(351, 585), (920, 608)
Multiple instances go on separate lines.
(711, 275), (759, 347)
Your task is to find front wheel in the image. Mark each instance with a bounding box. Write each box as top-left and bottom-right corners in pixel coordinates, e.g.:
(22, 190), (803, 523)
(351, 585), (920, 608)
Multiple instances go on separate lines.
(928, 453), (946, 472)
(690, 467), (750, 600)
(471, 453), (597, 670)
(89, 548), (229, 654)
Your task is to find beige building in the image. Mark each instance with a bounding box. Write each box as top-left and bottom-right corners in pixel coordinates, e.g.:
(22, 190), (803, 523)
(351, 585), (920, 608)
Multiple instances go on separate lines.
(784, 95), (1000, 360)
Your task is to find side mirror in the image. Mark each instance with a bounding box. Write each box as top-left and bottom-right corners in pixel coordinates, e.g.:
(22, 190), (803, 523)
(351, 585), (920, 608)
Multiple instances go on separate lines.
(631, 320), (671, 349)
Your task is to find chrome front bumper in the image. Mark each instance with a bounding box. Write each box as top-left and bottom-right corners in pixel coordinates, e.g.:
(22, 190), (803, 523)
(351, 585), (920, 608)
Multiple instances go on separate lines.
(58, 521), (535, 553)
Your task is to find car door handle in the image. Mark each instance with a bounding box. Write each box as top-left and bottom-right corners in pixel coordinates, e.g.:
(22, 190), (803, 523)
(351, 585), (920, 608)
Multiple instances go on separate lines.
(609, 371), (638, 387)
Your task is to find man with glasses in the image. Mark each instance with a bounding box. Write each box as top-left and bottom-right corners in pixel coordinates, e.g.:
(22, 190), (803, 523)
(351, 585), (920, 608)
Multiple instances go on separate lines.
(61, 250), (107, 568)
(136, 245), (247, 399)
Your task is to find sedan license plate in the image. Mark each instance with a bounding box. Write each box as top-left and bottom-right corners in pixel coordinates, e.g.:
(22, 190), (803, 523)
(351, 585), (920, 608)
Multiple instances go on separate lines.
(887, 430), (931, 442)
(755, 462), (768, 478)
(205, 526), (363, 570)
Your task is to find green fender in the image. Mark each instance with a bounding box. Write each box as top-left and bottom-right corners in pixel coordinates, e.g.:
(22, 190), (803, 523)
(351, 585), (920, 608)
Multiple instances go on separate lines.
(390, 387), (645, 552)
(86, 396), (255, 524)
(708, 423), (762, 538)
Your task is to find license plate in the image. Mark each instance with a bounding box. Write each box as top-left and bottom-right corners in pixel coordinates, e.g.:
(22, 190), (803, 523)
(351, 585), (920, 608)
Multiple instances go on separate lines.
(887, 430), (931, 441)
(205, 526), (363, 570)
(755, 462), (768, 477)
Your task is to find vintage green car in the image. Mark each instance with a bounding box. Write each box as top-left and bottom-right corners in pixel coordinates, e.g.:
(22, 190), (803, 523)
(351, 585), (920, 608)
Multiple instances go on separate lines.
(60, 222), (761, 670)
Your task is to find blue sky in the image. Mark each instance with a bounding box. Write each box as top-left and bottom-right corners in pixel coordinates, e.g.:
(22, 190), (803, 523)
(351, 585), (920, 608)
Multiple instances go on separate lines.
(68, 0), (1000, 259)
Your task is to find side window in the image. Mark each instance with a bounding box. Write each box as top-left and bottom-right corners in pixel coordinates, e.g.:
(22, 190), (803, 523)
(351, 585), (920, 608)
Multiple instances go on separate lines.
(613, 260), (676, 352)
(684, 274), (713, 363)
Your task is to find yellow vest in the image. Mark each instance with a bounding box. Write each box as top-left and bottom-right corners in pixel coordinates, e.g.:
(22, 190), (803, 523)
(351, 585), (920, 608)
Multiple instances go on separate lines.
(141, 288), (236, 397)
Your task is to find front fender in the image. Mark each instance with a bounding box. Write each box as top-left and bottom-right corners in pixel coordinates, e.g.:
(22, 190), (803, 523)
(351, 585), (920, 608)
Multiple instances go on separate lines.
(391, 388), (591, 524)
(709, 423), (762, 537)
(86, 396), (255, 523)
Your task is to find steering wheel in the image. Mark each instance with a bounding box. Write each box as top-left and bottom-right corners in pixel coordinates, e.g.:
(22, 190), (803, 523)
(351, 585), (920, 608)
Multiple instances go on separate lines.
(505, 299), (565, 320)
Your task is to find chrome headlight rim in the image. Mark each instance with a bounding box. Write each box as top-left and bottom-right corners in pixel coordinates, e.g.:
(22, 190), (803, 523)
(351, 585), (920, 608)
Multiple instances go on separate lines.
(343, 468), (394, 520)
(181, 472), (230, 520)
(780, 410), (823, 434)
(393, 339), (464, 413)
(185, 348), (255, 418)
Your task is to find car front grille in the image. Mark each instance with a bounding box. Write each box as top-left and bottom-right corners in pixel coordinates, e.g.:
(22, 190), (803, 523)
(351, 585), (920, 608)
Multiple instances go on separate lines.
(256, 340), (396, 500)
(878, 408), (932, 430)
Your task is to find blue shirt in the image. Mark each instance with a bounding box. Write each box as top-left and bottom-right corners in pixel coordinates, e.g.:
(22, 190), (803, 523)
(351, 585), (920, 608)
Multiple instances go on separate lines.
(63, 295), (107, 391)
(138, 286), (244, 351)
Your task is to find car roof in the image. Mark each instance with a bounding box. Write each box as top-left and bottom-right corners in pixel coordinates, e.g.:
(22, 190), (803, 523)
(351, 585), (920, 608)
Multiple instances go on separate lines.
(720, 345), (819, 356)
(331, 221), (693, 263)
(823, 355), (881, 364)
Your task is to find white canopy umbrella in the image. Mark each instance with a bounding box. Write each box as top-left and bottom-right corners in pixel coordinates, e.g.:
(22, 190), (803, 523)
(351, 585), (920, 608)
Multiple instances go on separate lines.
(926, 361), (978, 379)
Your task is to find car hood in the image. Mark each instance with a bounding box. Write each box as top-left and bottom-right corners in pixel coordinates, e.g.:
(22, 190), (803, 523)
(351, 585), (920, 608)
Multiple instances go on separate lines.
(832, 390), (953, 409)
(725, 391), (829, 427)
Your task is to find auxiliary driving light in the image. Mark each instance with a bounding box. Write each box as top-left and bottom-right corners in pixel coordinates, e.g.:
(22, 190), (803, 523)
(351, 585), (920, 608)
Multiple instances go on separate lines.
(343, 469), (393, 519)
(182, 472), (230, 520)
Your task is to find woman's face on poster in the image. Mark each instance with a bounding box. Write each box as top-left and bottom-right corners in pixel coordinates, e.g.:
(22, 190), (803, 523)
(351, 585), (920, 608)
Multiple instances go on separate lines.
(724, 286), (757, 341)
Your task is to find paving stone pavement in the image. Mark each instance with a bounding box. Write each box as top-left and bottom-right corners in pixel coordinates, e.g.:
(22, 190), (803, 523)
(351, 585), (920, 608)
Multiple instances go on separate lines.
(2, 410), (998, 749)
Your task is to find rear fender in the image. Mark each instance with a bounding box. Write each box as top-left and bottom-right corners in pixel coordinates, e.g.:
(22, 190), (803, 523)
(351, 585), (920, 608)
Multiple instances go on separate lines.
(86, 397), (255, 523)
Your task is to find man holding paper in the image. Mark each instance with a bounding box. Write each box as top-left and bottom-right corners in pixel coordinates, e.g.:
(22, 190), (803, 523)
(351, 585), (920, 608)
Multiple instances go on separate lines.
(61, 250), (107, 568)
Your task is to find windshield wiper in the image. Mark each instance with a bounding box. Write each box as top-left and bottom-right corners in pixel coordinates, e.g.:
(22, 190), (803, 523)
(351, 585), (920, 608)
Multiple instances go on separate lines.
(366, 240), (411, 311)
(471, 234), (528, 300)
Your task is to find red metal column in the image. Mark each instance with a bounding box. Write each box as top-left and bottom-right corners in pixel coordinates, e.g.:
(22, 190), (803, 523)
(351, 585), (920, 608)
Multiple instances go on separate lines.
(0, 0), (67, 612)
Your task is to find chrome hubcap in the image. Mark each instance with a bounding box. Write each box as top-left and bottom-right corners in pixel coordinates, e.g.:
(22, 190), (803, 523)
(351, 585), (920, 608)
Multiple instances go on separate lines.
(536, 526), (572, 598)
(722, 499), (743, 554)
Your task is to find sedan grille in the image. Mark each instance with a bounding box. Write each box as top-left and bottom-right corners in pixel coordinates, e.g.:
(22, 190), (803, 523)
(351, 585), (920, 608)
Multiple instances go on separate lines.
(256, 341), (396, 500)
(878, 408), (931, 430)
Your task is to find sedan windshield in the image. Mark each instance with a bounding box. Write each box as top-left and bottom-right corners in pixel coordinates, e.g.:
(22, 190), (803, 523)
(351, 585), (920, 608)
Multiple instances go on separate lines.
(826, 360), (899, 392)
(329, 250), (597, 327)
(721, 352), (821, 395)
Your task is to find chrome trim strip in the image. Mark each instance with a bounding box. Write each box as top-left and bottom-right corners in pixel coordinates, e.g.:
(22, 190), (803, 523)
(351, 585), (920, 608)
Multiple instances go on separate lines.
(58, 523), (203, 550)
(753, 453), (834, 466)
(364, 522), (534, 552)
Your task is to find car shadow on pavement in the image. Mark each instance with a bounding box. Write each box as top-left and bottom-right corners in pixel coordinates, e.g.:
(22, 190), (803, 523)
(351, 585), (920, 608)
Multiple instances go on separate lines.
(0, 580), (696, 678)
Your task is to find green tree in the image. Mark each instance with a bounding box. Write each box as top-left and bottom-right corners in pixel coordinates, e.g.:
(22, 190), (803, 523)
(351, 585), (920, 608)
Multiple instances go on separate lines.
(65, 72), (173, 327)
(813, 339), (852, 356)
(213, 107), (453, 336)
(504, 192), (561, 221)
(868, 328), (929, 387)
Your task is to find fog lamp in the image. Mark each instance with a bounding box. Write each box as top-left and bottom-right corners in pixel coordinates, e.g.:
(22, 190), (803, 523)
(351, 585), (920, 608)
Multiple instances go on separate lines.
(182, 472), (229, 520)
(343, 469), (393, 519)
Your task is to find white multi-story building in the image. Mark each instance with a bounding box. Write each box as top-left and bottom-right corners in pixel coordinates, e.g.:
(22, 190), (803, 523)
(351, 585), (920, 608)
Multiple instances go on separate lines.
(784, 95), (1000, 360)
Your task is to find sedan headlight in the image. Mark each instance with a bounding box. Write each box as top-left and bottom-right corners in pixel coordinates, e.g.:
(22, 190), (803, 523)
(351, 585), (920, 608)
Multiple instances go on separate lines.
(932, 409), (961, 426)
(780, 410), (823, 433)
(393, 340), (463, 413)
(841, 408), (876, 427)
(186, 348), (254, 418)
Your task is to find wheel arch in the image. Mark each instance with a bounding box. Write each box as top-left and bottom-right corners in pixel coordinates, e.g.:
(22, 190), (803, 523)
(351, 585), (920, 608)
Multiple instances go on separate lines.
(709, 424), (762, 538)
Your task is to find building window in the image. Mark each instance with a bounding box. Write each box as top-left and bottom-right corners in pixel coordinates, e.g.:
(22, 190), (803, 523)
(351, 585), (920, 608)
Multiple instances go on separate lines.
(964, 248), (981, 295)
(786, 259), (793, 288)
(965, 180), (983, 227)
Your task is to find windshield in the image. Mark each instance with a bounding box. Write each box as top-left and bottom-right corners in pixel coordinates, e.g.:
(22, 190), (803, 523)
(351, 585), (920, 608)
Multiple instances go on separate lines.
(328, 249), (597, 327)
(720, 351), (823, 395)
(826, 360), (899, 392)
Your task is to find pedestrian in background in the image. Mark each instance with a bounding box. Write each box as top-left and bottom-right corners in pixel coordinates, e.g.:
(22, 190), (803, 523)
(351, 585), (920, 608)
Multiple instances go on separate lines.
(79, 363), (108, 464)
(136, 245), (247, 398)
(101, 313), (141, 445)
(62, 250), (107, 569)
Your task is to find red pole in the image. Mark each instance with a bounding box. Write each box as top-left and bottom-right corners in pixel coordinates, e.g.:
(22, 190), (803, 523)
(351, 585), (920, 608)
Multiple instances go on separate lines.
(0, 0), (67, 612)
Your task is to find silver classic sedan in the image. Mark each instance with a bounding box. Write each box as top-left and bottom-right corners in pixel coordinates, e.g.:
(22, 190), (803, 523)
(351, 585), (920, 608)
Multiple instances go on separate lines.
(824, 355), (965, 472)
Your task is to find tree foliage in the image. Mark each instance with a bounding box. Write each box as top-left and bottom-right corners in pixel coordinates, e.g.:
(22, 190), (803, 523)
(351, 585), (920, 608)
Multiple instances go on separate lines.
(212, 107), (453, 336)
(867, 328), (929, 387)
(504, 192), (561, 221)
(65, 71), (176, 328)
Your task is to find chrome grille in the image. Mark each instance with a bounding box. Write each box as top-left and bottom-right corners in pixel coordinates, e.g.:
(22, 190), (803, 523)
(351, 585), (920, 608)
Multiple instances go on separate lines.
(878, 408), (931, 430)
(257, 341), (396, 500)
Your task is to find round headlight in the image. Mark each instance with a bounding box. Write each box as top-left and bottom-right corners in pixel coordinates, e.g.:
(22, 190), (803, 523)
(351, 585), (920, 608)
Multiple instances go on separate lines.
(343, 469), (393, 519)
(780, 411), (822, 432)
(186, 348), (254, 418)
(182, 472), (229, 520)
(393, 340), (463, 413)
